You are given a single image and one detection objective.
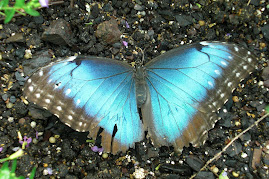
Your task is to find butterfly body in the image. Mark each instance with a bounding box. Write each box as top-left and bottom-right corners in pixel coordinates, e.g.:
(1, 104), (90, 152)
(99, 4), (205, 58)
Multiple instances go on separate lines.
(23, 42), (257, 154)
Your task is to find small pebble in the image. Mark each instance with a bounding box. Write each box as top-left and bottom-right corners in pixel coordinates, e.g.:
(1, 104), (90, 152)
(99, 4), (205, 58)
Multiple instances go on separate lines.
(24, 49), (32, 59)
(211, 166), (219, 174)
(49, 137), (56, 143)
(199, 20), (205, 26)
(232, 171), (239, 177)
(32, 138), (38, 144)
(8, 117), (14, 122)
(258, 81), (264, 86)
(241, 152), (248, 158)
(18, 118), (26, 124)
(232, 96), (239, 102)
(6, 102), (14, 108)
(30, 121), (36, 128)
(102, 153), (108, 159)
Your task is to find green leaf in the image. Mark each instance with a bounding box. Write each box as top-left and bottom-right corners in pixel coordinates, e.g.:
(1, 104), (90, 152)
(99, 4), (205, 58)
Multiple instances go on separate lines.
(29, 166), (37, 179)
(266, 106), (269, 113)
(0, 0), (9, 9)
(11, 159), (17, 173)
(24, 7), (40, 16)
(15, 0), (25, 8)
(4, 9), (15, 23)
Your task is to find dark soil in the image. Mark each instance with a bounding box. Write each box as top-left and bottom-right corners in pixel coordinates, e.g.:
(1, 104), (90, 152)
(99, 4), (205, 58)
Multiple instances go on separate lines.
(0, 0), (268, 178)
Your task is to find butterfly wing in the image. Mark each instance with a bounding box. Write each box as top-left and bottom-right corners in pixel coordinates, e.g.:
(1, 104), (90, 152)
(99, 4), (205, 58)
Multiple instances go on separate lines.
(23, 56), (144, 154)
(143, 41), (257, 151)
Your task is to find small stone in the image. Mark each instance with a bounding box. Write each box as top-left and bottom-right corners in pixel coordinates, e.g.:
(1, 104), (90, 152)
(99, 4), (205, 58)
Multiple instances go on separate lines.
(6, 33), (24, 43)
(9, 96), (16, 103)
(102, 153), (108, 159)
(185, 155), (204, 171)
(32, 138), (38, 144)
(49, 137), (56, 143)
(42, 19), (72, 46)
(30, 121), (36, 128)
(8, 117), (14, 122)
(211, 165), (219, 174)
(241, 152), (248, 158)
(232, 171), (239, 177)
(134, 4), (144, 11)
(18, 118), (25, 124)
(6, 102), (14, 108)
(232, 96), (239, 102)
(252, 148), (262, 169)
(198, 20), (205, 26)
(95, 18), (122, 44)
(24, 49), (32, 59)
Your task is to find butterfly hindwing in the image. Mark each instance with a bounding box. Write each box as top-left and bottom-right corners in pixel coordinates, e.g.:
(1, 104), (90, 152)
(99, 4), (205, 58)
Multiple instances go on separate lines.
(142, 42), (257, 151)
(24, 56), (144, 154)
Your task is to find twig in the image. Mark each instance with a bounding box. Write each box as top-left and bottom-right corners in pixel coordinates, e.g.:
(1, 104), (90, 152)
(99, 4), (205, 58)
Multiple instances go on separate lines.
(0, 1), (64, 22)
(190, 112), (269, 179)
(70, 0), (74, 8)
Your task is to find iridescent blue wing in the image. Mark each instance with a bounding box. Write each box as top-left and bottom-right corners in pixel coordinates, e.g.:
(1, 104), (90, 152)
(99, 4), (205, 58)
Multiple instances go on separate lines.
(143, 41), (257, 151)
(23, 56), (144, 154)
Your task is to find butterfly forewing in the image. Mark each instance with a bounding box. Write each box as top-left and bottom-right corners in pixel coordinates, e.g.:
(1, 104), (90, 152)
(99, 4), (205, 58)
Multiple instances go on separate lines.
(142, 42), (258, 150)
(24, 56), (144, 154)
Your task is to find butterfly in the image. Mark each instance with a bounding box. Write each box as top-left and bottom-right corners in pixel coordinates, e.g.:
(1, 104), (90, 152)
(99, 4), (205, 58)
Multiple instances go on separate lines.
(23, 41), (258, 154)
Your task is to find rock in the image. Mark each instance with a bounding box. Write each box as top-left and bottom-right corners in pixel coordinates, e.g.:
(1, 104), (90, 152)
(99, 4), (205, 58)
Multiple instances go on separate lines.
(175, 15), (193, 27)
(261, 24), (269, 41)
(95, 18), (122, 44)
(22, 50), (53, 76)
(6, 33), (24, 43)
(42, 19), (72, 46)
(262, 66), (269, 88)
(251, 148), (262, 170)
(185, 155), (204, 171)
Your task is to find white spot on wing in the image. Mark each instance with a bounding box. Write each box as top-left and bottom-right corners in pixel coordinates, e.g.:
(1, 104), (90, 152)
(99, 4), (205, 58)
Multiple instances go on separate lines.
(247, 58), (252, 62)
(220, 93), (225, 98)
(228, 82), (232, 87)
(200, 42), (209, 46)
(79, 122), (82, 126)
(236, 72), (240, 77)
(65, 122), (71, 127)
(45, 99), (50, 103)
(214, 70), (221, 75)
(27, 79), (32, 83)
(68, 115), (73, 120)
(76, 99), (81, 105)
(35, 93), (40, 98)
(221, 61), (227, 66)
(39, 70), (43, 76)
(66, 89), (71, 95)
(243, 65), (248, 70)
(57, 106), (62, 111)
(67, 56), (77, 61)
(234, 46), (239, 51)
(208, 81), (214, 87)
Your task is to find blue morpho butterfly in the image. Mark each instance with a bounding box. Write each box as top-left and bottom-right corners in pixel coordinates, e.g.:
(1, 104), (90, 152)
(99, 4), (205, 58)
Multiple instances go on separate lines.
(23, 41), (257, 154)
